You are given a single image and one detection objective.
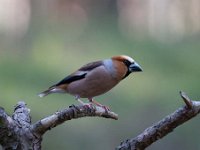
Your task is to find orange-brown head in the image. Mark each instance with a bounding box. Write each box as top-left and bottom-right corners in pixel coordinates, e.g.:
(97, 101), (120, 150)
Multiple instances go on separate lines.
(111, 55), (142, 80)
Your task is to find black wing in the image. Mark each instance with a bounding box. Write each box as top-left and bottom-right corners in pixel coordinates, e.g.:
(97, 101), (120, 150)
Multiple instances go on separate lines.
(53, 60), (103, 87)
(55, 73), (87, 86)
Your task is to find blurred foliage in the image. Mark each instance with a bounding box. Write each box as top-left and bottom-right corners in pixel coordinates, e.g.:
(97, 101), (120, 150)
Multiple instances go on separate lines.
(0, 1), (200, 150)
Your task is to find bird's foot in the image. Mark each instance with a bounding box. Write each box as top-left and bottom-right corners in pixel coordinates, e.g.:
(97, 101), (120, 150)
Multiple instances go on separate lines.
(82, 103), (110, 113)
(88, 98), (110, 113)
(75, 96), (87, 106)
(75, 96), (97, 110)
(92, 102), (110, 113)
(82, 103), (94, 109)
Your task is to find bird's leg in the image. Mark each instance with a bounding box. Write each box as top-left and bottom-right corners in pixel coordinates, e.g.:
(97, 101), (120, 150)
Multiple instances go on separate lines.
(75, 95), (92, 108)
(88, 98), (110, 112)
(75, 95), (86, 105)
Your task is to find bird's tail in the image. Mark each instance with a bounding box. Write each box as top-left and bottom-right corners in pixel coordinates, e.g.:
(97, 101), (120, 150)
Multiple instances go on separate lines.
(38, 86), (66, 97)
(38, 89), (52, 97)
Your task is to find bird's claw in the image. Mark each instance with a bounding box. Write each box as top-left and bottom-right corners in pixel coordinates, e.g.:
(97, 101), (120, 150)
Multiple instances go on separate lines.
(82, 103), (93, 109)
(82, 103), (110, 113)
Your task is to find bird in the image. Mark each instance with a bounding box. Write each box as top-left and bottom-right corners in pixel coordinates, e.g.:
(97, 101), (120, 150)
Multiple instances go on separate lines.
(38, 55), (142, 110)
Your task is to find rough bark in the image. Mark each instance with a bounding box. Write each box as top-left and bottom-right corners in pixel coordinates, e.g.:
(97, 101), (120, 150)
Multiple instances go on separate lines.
(0, 101), (41, 150)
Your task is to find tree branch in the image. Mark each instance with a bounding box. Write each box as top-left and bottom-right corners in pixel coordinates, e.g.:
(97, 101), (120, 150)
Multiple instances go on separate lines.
(1, 91), (200, 150)
(0, 102), (118, 150)
(31, 104), (118, 135)
(116, 91), (200, 150)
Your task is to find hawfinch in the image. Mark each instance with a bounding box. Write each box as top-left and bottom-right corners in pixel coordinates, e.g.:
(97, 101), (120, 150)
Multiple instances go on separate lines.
(38, 55), (142, 109)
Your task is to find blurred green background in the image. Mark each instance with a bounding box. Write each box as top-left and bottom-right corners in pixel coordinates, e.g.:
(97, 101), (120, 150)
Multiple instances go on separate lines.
(0, 0), (200, 150)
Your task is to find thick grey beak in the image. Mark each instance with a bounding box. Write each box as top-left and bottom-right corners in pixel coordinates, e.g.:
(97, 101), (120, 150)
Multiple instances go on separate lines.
(129, 62), (143, 72)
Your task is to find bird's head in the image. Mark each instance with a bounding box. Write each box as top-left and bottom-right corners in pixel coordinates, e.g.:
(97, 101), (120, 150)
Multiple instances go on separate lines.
(112, 55), (142, 79)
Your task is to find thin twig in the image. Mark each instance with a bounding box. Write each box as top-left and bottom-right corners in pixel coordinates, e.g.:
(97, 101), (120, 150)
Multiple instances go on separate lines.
(180, 91), (193, 109)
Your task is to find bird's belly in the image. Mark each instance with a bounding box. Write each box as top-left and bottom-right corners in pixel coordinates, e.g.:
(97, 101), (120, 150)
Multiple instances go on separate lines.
(67, 73), (118, 98)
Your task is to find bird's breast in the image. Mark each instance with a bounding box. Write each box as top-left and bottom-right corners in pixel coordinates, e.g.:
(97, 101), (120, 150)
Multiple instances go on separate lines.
(67, 66), (119, 98)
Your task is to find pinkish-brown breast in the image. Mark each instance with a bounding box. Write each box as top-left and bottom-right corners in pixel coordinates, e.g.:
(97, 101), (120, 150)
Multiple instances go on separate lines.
(67, 65), (119, 98)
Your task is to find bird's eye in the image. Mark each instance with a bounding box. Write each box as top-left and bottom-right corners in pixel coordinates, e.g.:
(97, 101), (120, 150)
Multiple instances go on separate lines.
(123, 60), (131, 67)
